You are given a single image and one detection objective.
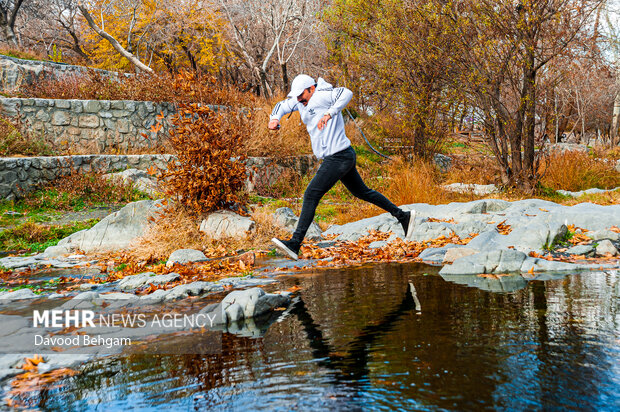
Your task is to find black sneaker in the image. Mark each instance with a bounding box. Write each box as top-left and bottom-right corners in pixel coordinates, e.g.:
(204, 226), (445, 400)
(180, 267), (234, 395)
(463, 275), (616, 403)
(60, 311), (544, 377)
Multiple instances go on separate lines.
(271, 238), (301, 260)
(398, 210), (416, 241)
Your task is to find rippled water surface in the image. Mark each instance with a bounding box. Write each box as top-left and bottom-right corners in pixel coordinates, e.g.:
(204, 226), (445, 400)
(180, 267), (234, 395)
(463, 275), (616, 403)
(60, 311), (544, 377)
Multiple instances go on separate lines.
(15, 264), (620, 411)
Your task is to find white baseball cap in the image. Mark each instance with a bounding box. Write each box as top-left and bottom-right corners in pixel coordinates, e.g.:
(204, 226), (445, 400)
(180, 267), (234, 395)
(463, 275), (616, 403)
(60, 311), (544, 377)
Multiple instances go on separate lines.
(288, 74), (316, 98)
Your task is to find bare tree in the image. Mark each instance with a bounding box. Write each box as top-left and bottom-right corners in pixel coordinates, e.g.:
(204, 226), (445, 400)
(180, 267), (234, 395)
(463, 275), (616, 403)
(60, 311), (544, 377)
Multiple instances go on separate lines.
(17, 0), (91, 61)
(218, 0), (321, 97)
(0, 0), (25, 47)
(604, 0), (620, 145)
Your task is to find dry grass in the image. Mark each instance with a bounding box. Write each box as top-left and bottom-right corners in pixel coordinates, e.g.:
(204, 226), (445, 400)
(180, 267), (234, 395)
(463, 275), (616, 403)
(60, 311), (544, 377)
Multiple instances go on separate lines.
(0, 117), (54, 156)
(129, 204), (291, 263)
(243, 96), (312, 157)
(444, 155), (499, 185)
(539, 151), (620, 191)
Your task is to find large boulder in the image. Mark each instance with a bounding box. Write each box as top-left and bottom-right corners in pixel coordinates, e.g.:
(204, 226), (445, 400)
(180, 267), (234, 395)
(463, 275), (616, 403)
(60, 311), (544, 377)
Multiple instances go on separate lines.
(52, 199), (164, 254)
(199, 210), (255, 239)
(220, 288), (290, 322)
(273, 207), (322, 240)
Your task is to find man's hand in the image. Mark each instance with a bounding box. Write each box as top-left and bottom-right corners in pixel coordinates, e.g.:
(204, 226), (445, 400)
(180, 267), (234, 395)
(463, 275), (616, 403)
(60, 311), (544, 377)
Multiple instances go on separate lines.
(317, 113), (331, 130)
(268, 119), (280, 130)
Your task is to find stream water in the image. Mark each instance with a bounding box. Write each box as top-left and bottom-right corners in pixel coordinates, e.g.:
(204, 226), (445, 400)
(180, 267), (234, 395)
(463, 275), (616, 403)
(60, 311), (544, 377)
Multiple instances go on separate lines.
(6, 263), (620, 411)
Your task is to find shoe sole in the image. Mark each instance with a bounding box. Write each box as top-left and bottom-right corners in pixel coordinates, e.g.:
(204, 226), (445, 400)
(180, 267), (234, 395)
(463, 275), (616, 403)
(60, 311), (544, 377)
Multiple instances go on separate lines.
(271, 238), (299, 260)
(405, 210), (416, 241)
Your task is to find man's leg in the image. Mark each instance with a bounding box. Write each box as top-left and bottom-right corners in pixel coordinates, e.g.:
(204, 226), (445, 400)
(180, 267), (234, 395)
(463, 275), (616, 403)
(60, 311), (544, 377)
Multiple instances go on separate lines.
(291, 152), (355, 243)
(273, 149), (355, 259)
(340, 162), (416, 240)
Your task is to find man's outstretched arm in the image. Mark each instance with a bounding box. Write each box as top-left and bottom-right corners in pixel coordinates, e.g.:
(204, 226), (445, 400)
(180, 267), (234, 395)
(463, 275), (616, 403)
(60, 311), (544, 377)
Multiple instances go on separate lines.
(269, 99), (298, 130)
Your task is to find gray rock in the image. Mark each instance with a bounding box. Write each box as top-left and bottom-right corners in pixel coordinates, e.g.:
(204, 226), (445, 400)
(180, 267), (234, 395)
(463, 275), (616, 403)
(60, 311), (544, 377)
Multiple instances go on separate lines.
(104, 168), (159, 196)
(565, 244), (595, 256)
(221, 288), (290, 321)
(443, 247), (479, 263)
(118, 272), (181, 290)
(164, 282), (212, 301)
(199, 210), (255, 240)
(139, 289), (170, 303)
(57, 199), (164, 253)
(0, 289), (38, 301)
(253, 293), (290, 317)
(519, 257), (584, 273)
(76, 283), (100, 291)
(0, 256), (40, 270)
(221, 288), (265, 318)
(42, 245), (74, 258)
(368, 241), (388, 249)
(273, 207), (322, 240)
(596, 240), (618, 256)
(433, 153), (452, 173)
(167, 249), (208, 266)
(442, 183), (500, 196)
(588, 229), (620, 242)
(440, 273), (528, 293)
(440, 249), (527, 275)
(100, 292), (138, 301)
(549, 143), (589, 154)
(224, 302), (245, 322)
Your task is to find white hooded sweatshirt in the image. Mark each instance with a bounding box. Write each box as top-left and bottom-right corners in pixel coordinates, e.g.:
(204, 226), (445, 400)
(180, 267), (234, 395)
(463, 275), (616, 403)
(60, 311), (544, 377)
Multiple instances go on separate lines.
(270, 77), (353, 159)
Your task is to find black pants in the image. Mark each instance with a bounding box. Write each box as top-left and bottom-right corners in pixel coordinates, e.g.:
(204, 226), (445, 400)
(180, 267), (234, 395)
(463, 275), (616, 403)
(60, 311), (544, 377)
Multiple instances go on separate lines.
(291, 146), (406, 243)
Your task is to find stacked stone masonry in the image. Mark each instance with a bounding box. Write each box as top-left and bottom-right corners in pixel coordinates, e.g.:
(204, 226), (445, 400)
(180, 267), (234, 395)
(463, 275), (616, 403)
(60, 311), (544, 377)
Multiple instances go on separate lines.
(0, 98), (174, 152)
(0, 154), (318, 200)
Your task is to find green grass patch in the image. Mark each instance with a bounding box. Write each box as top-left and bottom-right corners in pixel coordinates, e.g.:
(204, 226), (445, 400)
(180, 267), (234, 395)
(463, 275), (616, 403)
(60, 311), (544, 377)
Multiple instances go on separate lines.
(0, 219), (99, 253)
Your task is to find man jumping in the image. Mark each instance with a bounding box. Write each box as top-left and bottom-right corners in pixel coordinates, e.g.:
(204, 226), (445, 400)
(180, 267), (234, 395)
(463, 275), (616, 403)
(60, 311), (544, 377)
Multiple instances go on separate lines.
(269, 74), (415, 260)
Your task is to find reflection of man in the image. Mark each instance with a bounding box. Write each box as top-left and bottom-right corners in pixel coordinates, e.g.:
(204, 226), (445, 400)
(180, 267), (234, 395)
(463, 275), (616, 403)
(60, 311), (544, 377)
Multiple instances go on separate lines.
(268, 74), (416, 260)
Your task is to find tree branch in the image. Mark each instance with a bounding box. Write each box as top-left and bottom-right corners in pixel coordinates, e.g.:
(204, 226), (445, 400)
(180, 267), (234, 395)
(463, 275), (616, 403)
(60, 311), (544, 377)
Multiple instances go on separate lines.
(78, 3), (153, 73)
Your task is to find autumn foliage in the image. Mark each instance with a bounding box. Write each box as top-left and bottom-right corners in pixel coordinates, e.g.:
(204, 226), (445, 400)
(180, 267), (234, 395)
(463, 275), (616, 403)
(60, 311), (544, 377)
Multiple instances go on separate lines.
(159, 103), (247, 216)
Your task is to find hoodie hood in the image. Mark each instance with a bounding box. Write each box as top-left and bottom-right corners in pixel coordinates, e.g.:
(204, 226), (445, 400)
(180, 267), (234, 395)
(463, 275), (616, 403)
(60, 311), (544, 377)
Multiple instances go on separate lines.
(316, 77), (333, 91)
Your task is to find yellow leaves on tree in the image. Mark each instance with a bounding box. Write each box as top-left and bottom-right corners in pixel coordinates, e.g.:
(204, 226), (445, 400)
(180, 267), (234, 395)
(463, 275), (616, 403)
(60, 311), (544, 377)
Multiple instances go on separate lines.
(80, 0), (228, 73)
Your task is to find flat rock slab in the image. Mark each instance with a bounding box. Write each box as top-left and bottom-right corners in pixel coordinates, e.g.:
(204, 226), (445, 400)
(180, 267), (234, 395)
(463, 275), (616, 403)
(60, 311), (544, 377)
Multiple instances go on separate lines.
(118, 272), (181, 291)
(0, 253), (97, 270)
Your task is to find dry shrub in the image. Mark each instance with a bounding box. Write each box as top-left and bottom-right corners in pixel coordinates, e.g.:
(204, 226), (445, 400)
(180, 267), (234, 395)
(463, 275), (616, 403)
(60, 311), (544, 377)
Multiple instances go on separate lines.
(21, 69), (256, 107)
(444, 155), (500, 185)
(160, 102), (247, 216)
(539, 151), (620, 191)
(0, 117), (54, 156)
(243, 96), (311, 157)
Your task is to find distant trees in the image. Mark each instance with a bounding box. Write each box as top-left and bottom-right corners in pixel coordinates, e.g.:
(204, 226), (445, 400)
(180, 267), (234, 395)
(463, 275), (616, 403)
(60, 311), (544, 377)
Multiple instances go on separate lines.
(324, 0), (606, 192)
(218, 0), (323, 97)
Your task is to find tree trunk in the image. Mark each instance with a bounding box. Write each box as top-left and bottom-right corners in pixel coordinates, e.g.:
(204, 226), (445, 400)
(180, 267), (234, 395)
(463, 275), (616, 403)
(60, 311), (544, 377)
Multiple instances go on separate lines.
(281, 62), (289, 92)
(611, 73), (620, 145)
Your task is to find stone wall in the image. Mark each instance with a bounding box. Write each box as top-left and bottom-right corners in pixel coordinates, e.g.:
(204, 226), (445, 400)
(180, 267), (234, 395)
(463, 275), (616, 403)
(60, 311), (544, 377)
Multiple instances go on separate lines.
(0, 154), (319, 200)
(0, 54), (117, 94)
(0, 98), (174, 152)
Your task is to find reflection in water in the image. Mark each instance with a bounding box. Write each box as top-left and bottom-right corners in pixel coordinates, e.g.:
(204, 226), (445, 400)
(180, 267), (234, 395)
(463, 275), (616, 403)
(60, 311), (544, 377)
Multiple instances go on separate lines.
(14, 264), (620, 411)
